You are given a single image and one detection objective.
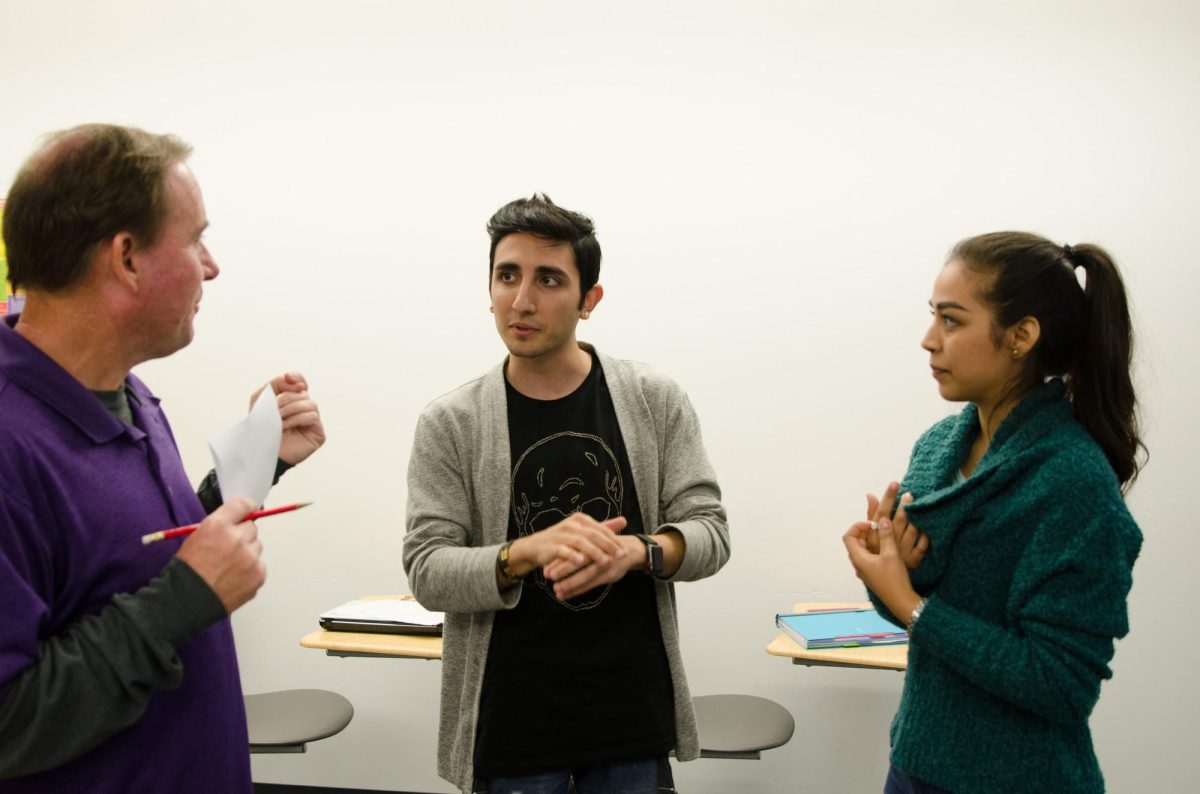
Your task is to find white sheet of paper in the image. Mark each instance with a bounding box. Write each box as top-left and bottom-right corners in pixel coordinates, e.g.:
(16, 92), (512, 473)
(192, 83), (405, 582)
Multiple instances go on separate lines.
(320, 599), (444, 626)
(207, 385), (281, 507)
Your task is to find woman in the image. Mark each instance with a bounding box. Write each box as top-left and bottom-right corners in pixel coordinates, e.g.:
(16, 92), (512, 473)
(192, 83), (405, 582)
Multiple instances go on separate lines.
(844, 232), (1144, 794)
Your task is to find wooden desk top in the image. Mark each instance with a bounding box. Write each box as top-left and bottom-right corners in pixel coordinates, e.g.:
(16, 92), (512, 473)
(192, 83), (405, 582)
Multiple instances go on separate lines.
(765, 601), (908, 671)
(300, 595), (442, 659)
(302, 598), (904, 668)
(300, 628), (443, 659)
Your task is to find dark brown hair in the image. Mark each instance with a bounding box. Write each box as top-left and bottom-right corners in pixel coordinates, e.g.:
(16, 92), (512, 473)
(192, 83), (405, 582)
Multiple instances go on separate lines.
(486, 193), (601, 308)
(952, 231), (1144, 488)
(2, 124), (192, 292)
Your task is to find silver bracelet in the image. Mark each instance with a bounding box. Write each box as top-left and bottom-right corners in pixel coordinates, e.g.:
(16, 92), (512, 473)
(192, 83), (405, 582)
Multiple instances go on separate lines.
(907, 598), (928, 630)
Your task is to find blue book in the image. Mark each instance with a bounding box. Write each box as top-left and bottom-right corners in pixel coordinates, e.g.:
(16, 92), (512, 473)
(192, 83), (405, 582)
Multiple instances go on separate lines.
(775, 608), (908, 649)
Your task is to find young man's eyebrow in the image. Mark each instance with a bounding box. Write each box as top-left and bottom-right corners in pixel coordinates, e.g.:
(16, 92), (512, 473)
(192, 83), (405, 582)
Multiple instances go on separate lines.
(534, 265), (569, 279)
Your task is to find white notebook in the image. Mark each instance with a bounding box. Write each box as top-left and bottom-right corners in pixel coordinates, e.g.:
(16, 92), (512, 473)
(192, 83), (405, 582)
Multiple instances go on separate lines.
(319, 597), (444, 635)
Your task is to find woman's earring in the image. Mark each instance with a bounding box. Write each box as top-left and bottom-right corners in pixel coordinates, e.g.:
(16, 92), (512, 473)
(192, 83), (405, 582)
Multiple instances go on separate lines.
(1012, 348), (1020, 358)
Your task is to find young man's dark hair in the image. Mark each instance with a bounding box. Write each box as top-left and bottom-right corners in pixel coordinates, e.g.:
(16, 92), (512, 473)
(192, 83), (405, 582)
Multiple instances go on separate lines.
(486, 193), (601, 308)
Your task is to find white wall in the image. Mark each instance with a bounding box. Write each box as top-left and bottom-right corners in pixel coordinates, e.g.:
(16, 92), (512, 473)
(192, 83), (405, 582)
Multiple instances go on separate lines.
(2, 1), (1196, 791)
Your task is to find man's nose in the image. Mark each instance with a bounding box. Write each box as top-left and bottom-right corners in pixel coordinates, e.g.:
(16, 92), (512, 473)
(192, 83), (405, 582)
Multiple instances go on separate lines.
(512, 282), (535, 312)
(201, 244), (220, 281)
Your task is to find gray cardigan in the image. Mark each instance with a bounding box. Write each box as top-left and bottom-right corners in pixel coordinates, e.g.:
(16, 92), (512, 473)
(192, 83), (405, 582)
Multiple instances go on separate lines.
(403, 345), (731, 791)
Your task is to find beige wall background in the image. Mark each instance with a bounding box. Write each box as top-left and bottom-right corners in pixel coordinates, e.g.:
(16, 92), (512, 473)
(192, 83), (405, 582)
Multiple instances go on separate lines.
(2, 1), (1196, 791)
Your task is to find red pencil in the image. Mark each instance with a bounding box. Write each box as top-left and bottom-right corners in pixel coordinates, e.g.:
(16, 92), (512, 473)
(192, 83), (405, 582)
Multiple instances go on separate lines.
(140, 502), (313, 545)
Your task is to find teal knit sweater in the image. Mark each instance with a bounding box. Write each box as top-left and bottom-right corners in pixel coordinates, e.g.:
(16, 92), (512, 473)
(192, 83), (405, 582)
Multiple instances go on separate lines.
(871, 379), (1142, 793)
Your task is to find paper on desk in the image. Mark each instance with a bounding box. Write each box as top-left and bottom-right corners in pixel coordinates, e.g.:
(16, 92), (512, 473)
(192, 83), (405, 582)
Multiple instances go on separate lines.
(208, 385), (281, 507)
(320, 599), (444, 626)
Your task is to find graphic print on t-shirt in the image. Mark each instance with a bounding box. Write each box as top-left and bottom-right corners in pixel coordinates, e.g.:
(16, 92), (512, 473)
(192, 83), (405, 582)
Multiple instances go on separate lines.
(511, 430), (623, 610)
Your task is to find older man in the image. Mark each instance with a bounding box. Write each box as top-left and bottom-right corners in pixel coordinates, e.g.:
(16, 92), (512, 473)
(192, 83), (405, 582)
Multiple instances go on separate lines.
(0, 124), (324, 792)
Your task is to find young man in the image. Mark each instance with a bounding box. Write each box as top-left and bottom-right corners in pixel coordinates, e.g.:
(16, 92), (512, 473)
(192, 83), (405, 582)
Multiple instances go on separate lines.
(0, 124), (325, 792)
(404, 194), (730, 793)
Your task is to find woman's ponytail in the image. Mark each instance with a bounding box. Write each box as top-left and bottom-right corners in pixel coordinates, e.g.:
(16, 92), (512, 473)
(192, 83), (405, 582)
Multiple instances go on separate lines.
(953, 232), (1145, 489)
(1065, 244), (1143, 488)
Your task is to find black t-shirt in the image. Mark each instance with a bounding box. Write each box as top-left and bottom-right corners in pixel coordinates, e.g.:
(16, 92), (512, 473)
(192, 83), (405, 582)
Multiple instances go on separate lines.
(473, 353), (675, 778)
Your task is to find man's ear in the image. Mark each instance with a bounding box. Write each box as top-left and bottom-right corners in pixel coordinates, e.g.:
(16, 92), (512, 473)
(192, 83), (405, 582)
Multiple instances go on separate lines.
(105, 232), (139, 292)
(581, 283), (604, 317)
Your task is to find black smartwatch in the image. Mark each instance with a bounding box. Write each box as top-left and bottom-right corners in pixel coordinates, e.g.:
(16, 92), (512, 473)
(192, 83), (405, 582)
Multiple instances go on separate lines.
(634, 534), (664, 578)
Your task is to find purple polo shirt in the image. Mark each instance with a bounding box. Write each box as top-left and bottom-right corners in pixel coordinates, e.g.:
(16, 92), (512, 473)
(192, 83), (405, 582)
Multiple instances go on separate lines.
(0, 315), (250, 792)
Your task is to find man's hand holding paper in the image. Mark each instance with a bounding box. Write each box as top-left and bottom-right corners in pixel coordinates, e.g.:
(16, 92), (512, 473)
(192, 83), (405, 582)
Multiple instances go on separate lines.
(253, 371), (326, 467)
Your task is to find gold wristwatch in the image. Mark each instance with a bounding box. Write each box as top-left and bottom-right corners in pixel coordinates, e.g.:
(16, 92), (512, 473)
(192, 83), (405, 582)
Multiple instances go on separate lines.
(497, 541), (525, 581)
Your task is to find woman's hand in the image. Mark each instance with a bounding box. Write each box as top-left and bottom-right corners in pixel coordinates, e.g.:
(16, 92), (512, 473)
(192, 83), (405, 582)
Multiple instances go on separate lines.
(844, 517), (924, 623)
(866, 482), (930, 569)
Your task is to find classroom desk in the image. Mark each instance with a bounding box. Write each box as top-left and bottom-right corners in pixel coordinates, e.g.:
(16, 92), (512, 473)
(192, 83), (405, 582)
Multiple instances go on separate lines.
(765, 601), (908, 671)
(299, 595), (442, 660)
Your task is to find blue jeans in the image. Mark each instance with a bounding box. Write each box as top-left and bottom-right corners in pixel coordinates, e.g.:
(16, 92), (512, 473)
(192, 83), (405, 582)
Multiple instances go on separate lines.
(475, 756), (662, 794)
(884, 763), (953, 794)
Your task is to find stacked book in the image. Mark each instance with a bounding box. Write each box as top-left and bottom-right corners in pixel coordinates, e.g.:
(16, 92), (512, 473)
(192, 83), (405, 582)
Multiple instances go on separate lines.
(775, 607), (907, 649)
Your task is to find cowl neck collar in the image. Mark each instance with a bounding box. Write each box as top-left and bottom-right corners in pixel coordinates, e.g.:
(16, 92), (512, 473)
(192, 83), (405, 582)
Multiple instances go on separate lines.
(901, 379), (1073, 585)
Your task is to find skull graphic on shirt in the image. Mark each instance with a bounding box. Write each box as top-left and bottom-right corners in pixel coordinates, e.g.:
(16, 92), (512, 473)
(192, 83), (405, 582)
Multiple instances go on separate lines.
(511, 431), (624, 609)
